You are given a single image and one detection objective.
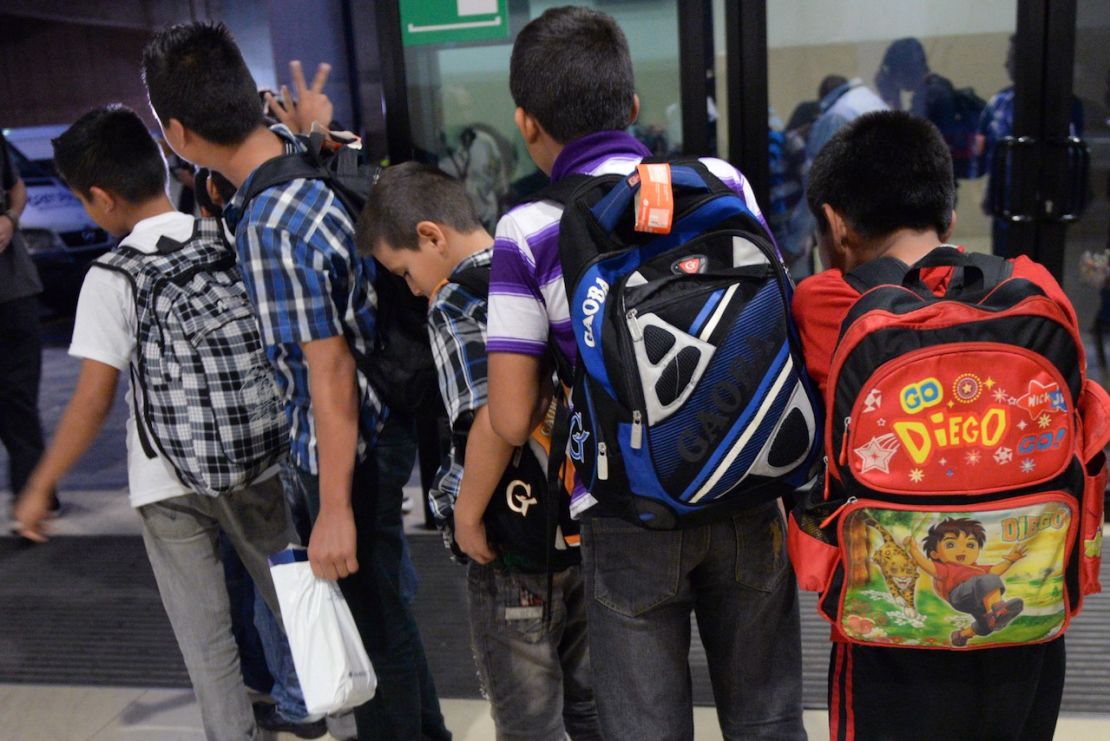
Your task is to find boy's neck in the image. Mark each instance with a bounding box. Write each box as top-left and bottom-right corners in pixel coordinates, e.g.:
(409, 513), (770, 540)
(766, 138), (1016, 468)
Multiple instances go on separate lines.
(446, 229), (494, 270)
(870, 228), (946, 267)
(118, 195), (177, 233)
(216, 127), (287, 188)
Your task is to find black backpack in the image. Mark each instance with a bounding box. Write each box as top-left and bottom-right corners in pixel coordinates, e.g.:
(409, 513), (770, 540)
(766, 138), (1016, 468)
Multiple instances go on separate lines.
(925, 74), (987, 179)
(238, 133), (441, 415)
(443, 265), (580, 571)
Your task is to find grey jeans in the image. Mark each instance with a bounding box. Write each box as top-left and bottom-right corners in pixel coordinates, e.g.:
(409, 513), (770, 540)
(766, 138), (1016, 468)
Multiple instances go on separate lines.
(581, 503), (805, 741)
(467, 562), (601, 741)
(139, 474), (297, 741)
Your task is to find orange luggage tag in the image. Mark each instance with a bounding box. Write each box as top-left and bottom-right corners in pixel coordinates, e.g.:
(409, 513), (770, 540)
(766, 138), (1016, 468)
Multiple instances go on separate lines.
(634, 163), (674, 234)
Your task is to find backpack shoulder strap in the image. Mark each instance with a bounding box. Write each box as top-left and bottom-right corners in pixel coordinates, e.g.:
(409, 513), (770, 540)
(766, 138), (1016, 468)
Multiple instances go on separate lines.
(448, 264), (491, 299)
(238, 154), (324, 210)
(844, 256), (911, 294)
(519, 173), (595, 207)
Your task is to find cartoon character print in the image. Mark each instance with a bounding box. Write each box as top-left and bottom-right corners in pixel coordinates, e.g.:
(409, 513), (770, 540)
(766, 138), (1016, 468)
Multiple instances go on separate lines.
(903, 517), (1027, 647)
(865, 517), (919, 617)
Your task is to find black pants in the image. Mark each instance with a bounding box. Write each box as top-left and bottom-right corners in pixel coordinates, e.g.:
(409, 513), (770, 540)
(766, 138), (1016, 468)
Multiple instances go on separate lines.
(0, 295), (46, 493)
(828, 638), (1065, 740)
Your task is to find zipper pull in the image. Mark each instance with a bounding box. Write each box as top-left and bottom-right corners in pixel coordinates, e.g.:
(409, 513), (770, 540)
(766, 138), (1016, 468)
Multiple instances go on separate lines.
(597, 443), (609, 480)
(819, 496), (858, 530)
(627, 310), (643, 341)
(631, 411), (643, 449)
(838, 417), (851, 467)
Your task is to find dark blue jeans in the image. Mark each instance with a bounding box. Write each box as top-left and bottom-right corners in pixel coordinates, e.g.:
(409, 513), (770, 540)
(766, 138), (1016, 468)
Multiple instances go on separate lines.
(298, 450), (449, 740)
(581, 503), (805, 741)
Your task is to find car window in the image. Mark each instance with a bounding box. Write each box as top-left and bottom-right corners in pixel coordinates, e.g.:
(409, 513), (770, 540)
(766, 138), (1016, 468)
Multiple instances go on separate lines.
(5, 143), (49, 179)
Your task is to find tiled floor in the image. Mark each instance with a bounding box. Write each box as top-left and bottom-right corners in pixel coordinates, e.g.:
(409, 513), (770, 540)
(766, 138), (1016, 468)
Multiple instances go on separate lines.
(5, 323), (1110, 739)
(0, 684), (823, 740)
(3, 684), (1110, 740)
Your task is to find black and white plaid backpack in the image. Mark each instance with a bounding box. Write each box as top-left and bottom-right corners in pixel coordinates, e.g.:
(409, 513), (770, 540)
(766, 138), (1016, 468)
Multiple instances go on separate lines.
(95, 218), (287, 495)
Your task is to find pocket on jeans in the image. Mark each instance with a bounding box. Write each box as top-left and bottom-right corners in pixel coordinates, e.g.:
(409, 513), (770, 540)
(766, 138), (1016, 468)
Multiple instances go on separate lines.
(733, 504), (789, 592)
(139, 496), (205, 541)
(586, 516), (682, 618)
(487, 568), (549, 644)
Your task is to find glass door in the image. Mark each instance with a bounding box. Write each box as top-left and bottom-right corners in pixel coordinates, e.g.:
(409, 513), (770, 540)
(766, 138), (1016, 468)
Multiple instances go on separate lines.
(396, 0), (690, 230)
(763, 0), (1019, 277)
(1065, 0), (1110, 378)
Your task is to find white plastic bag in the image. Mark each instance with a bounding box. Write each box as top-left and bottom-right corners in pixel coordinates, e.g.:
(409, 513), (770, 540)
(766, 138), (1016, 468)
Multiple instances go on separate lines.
(269, 547), (377, 715)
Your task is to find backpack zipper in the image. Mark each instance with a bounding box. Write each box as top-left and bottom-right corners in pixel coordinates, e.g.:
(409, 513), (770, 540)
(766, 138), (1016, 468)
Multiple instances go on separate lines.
(597, 443), (610, 480)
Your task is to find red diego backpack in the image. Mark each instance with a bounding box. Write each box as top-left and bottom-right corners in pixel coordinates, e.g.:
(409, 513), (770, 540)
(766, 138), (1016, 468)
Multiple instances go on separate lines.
(788, 248), (1110, 650)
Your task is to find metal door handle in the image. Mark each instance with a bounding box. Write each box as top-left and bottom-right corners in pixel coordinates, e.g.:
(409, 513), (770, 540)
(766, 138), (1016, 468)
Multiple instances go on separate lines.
(989, 136), (1037, 223)
(1044, 136), (1089, 223)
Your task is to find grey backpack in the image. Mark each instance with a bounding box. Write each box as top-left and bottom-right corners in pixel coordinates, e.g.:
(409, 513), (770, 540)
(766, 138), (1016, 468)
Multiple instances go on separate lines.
(95, 218), (287, 495)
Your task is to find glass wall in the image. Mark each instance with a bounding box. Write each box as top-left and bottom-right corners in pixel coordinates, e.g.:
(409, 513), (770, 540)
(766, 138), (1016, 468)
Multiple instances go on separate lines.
(402, 0), (682, 230)
(1068, 0), (1110, 366)
(764, 0), (1017, 274)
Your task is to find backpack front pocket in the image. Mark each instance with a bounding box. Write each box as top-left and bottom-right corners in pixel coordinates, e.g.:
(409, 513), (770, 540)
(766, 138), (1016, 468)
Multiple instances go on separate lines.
(823, 494), (1077, 650)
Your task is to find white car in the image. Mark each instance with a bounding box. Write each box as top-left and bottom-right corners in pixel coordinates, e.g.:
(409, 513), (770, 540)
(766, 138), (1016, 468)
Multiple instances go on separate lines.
(5, 125), (115, 313)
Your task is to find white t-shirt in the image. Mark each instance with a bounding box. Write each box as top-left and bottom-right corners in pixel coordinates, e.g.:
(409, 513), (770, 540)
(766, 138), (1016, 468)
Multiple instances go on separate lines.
(69, 211), (198, 508)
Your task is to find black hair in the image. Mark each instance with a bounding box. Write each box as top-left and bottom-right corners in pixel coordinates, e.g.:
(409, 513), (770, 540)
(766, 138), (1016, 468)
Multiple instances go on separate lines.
(806, 111), (954, 240)
(142, 21), (263, 145)
(356, 162), (483, 253)
(818, 75), (848, 99)
(880, 37), (928, 89)
(509, 6), (635, 143)
(52, 105), (166, 202)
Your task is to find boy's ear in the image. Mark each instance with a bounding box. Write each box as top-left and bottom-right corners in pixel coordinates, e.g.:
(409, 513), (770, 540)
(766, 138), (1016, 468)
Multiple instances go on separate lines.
(941, 209), (957, 242)
(514, 107), (541, 145)
(416, 220), (449, 256)
(821, 203), (852, 270)
(629, 94), (640, 126)
(162, 118), (189, 157)
(88, 186), (117, 212)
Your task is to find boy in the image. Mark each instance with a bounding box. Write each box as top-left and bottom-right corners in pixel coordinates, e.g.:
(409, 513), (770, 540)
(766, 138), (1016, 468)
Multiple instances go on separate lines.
(11, 105), (303, 741)
(141, 23), (449, 739)
(485, 7), (804, 740)
(793, 110), (1072, 739)
(359, 162), (600, 741)
(905, 517), (1027, 646)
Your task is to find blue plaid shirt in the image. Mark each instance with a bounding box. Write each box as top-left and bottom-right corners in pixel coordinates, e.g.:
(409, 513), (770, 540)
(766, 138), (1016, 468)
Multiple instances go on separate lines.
(427, 249), (492, 521)
(225, 126), (384, 474)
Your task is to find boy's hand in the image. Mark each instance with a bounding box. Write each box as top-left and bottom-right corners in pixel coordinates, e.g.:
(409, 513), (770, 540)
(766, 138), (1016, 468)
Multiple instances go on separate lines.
(265, 60), (333, 135)
(12, 485), (53, 543)
(454, 515), (496, 565)
(1006, 542), (1030, 562)
(308, 504), (359, 580)
(0, 214), (14, 253)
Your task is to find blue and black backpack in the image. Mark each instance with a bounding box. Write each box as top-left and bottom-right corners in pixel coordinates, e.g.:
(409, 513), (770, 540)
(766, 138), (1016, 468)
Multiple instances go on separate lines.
(547, 159), (822, 529)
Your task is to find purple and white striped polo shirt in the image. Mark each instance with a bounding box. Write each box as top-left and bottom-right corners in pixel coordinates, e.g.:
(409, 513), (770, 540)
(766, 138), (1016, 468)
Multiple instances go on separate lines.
(487, 130), (767, 516)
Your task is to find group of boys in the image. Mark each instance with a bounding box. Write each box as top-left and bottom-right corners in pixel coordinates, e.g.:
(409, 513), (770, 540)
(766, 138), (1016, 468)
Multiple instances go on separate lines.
(9, 5), (1084, 741)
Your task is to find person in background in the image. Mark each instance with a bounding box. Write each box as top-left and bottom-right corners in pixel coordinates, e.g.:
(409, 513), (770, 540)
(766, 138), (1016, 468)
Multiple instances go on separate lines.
(142, 24), (449, 739)
(0, 127), (57, 520)
(977, 34), (1084, 257)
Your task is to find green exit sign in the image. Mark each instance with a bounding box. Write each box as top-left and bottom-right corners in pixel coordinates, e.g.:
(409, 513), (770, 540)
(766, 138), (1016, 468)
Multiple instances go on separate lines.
(400, 0), (510, 47)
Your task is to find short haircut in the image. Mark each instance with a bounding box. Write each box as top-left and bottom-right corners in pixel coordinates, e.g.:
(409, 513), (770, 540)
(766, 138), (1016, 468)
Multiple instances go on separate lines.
(806, 111), (954, 240)
(881, 37), (928, 88)
(356, 162), (482, 253)
(922, 518), (987, 558)
(818, 75), (848, 99)
(510, 6), (635, 143)
(52, 105), (166, 202)
(142, 22), (262, 145)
